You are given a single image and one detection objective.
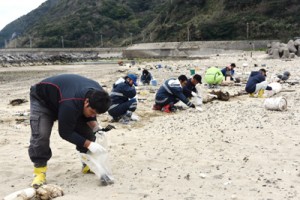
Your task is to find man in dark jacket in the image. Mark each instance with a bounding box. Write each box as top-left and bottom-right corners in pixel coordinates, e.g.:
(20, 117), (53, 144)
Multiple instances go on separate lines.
(245, 69), (272, 97)
(153, 75), (196, 113)
(108, 74), (138, 123)
(29, 74), (112, 188)
(183, 74), (202, 98)
(140, 69), (152, 85)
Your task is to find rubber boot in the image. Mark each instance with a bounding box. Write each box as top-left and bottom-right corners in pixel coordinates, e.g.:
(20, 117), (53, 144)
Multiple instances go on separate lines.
(249, 93), (255, 97)
(31, 166), (47, 189)
(82, 163), (94, 174)
(162, 104), (171, 113)
(257, 89), (264, 98)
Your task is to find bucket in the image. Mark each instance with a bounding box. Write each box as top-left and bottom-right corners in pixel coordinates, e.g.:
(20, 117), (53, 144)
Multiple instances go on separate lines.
(190, 69), (195, 75)
(151, 79), (157, 86)
(264, 96), (287, 111)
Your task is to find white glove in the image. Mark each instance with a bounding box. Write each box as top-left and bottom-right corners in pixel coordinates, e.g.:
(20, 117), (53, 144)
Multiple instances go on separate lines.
(88, 142), (106, 153)
(191, 92), (198, 97)
(131, 113), (139, 121)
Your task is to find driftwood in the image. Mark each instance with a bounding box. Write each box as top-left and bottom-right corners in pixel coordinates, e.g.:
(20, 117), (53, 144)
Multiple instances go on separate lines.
(9, 99), (28, 106)
(203, 90), (248, 104)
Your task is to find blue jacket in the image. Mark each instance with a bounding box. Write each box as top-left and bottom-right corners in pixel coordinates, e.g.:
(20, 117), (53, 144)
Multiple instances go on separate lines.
(35, 74), (102, 147)
(245, 71), (271, 93)
(155, 78), (193, 107)
(221, 67), (235, 77)
(183, 78), (197, 98)
(110, 78), (136, 106)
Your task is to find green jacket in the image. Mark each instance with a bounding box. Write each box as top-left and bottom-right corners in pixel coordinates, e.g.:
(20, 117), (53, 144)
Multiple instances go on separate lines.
(204, 67), (224, 84)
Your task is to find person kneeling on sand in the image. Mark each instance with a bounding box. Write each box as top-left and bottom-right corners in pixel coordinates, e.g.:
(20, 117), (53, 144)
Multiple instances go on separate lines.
(153, 75), (196, 113)
(245, 68), (272, 98)
(29, 74), (112, 188)
(204, 67), (224, 88)
(140, 69), (152, 85)
(108, 74), (139, 123)
(221, 63), (236, 82)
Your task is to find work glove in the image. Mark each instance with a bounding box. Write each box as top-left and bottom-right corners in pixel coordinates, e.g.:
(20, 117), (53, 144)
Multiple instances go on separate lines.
(88, 142), (106, 154)
(191, 92), (198, 97)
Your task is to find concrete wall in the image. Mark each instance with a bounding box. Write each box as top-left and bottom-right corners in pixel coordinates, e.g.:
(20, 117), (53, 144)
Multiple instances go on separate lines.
(123, 40), (278, 59)
(0, 40), (279, 60)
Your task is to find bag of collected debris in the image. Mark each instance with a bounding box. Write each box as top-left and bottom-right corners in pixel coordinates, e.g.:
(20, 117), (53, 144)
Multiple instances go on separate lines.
(80, 132), (114, 186)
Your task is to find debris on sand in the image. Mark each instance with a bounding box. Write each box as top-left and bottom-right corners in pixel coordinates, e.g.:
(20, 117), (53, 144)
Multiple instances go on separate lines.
(9, 99), (28, 106)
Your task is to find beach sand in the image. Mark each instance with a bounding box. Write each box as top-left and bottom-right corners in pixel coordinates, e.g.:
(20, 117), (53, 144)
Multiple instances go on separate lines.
(0, 51), (300, 200)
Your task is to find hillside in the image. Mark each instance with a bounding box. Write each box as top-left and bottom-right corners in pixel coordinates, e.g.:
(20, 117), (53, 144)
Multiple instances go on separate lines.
(0, 0), (299, 48)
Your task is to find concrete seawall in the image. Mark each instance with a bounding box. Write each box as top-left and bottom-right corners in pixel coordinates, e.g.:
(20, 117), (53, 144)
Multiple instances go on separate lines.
(123, 40), (278, 59)
(0, 40), (278, 67)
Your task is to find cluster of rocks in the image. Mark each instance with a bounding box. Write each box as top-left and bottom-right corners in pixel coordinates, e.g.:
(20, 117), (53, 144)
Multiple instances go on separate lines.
(267, 39), (300, 59)
(0, 53), (100, 67)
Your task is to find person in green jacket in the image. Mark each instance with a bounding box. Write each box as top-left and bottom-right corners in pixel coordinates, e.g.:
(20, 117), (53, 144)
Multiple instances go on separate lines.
(204, 67), (224, 88)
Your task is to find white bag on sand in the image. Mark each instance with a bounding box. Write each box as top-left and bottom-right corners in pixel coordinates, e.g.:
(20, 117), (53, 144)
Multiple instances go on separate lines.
(268, 82), (282, 93)
(80, 133), (114, 184)
(191, 94), (202, 106)
(264, 97), (287, 111)
(264, 82), (282, 97)
(3, 187), (36, 200)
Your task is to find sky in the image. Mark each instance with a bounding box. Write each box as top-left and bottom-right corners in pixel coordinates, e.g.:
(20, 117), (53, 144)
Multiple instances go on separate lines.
(0, 0), (47, 30)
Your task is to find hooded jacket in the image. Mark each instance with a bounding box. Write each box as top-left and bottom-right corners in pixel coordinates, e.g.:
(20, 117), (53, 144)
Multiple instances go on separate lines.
(204, 67), (224, 84)
(245, 71), (271, 93)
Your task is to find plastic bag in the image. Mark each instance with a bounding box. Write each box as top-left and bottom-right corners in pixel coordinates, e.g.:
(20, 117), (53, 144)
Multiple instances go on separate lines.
(80, 133), (114, 185)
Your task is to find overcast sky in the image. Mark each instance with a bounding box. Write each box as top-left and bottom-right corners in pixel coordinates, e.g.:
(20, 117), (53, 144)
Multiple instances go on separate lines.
(0, 0), (47, 30)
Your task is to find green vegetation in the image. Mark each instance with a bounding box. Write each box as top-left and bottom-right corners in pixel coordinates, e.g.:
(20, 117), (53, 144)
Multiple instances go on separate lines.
(0, 0), (299, 48)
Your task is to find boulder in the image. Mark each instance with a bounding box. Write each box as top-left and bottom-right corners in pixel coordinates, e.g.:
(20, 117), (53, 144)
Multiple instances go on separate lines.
(287, 40), (297, 53)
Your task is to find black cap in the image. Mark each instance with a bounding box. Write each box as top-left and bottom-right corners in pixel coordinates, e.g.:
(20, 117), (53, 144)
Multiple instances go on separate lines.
(193, 74), (202, 84)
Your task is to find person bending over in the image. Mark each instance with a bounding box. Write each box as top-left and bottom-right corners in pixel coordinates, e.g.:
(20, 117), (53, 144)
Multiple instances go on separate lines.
(153, 75), (195, 113)
(245, 68), (272, 98)
(29, 74), (112, 188)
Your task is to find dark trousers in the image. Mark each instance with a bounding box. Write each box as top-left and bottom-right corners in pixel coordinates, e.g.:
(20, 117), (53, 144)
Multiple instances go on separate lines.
(108, 99), (137, 119)
(28, 86), (95, 167)
(155, 96), (179, 107)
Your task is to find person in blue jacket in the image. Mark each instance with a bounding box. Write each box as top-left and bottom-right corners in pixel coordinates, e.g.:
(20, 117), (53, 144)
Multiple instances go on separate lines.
(108, 74), (138, 122)
(29, 74), (112, 188)
(140, 69), (152, 85)
(153, 75), (196, 113)
(245, 68), (272, 97)
(221, 63), (236, 81)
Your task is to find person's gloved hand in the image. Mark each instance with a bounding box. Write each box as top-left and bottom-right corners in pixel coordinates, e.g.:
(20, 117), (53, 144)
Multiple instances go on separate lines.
(191, 92), (198, 97)
(190, 103), (196, 108)
(88, 142), (106, 153)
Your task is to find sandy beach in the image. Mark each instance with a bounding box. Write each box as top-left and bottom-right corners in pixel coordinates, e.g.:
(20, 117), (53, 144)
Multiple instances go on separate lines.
(1, 51), (300, 200)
